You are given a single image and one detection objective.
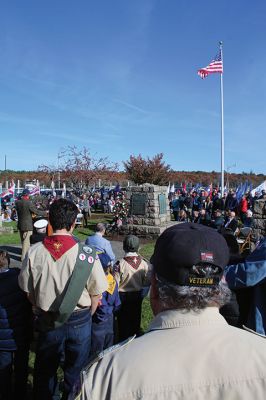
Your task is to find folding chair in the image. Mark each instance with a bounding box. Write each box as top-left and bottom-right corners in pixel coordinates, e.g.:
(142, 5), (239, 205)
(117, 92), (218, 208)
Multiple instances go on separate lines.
(236, 227), (252, 253)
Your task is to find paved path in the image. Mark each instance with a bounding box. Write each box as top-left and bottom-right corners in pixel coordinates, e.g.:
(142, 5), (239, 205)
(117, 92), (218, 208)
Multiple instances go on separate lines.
(0, 240), (124, 269)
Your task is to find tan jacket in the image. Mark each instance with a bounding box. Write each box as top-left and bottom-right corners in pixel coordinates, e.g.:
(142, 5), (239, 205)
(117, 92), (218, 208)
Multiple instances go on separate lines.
(18, 241), (107, 311)
(81, 307), (266, 399)
(114, 252), (151, 292)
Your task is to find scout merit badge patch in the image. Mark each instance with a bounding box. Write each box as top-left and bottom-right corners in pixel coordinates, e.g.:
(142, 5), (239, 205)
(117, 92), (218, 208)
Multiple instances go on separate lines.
(106, 273), (116, 295)
(79, 253), (86, 261)
(88, 256), (94, 264)
(82, 246), (95, 264)
(43, 235), (77, 260)
(82, 246), (93, 254)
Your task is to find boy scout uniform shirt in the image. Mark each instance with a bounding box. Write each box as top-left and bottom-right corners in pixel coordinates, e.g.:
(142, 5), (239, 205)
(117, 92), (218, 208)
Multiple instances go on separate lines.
(114, 252), (151, 292)
(82, 307), (266, 400)
(18, 241), (107, 311)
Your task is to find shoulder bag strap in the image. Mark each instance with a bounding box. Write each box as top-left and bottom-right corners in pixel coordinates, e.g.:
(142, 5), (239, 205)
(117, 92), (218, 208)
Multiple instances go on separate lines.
(53, 243), (96, 328)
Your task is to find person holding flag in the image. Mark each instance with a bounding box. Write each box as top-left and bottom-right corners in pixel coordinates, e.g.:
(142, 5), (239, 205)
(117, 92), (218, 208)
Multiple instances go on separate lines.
(15, 189), (48, 261)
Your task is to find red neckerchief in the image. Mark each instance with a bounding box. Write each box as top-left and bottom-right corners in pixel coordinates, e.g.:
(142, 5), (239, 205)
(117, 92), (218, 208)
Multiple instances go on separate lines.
(43, 235), (77, 260)
(123, 255), (142, 270)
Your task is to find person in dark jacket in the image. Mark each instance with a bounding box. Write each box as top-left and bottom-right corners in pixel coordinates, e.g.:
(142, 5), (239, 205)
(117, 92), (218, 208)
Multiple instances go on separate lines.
(16, 189), (47, 261)
(223, 211), (238, 234)
(0, 250), (32, 400)
(219, 233), (245, 327)
(225, 191), (238, 212)
(213, 194), (225, 213)
(225, 237), (266, 335)
(197, 209), (211, 227)
(210, 209), (225, 231)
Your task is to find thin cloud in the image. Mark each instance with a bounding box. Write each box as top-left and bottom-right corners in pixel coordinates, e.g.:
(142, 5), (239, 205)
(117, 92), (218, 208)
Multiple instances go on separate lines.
(36, 131), (102, 145)
(18, 73), (67, 89)
(0, 112), (47, 126)
(113, 98), (150, 115)
(36, 130), (121, 144)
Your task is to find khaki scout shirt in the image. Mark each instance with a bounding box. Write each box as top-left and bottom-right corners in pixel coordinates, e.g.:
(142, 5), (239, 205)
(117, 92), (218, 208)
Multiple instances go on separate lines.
(18, 241), (107, 311)
(82, 308), (266, 400)
(114, 252), (151, 292)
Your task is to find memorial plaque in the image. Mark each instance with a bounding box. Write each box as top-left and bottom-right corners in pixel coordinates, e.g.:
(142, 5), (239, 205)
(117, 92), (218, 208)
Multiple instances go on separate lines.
(159, 194), (167, 215)
(131, 193), (147, 215)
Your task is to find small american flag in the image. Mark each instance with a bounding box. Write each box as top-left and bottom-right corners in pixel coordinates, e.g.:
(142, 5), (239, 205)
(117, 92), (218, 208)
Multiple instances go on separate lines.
(0, 180), (15, 198)
(29, 185), (40, 196)
(198, 50), (223, 79)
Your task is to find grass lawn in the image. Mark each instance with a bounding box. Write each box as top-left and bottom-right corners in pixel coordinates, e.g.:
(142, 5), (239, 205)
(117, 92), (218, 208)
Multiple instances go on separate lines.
(139, 242), (155, 331)
(0, 221), (20, 244)
(0, 214), (113, 245)
(139, 241), (155, 261)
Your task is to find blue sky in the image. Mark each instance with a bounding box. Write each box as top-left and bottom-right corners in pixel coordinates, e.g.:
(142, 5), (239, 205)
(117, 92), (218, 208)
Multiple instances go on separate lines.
(0, 0), (265, 174)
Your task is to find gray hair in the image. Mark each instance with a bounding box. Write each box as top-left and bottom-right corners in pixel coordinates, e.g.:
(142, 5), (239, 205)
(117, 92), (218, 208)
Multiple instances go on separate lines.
(95, 222), (106, 233)
(156, 275), (231, 312)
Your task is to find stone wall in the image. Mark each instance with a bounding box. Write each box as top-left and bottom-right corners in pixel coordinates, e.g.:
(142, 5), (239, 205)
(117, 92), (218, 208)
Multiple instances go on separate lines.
(0, 226), (13, 235)
(253, 199), (266, 238)
(122, 183), (173, 238)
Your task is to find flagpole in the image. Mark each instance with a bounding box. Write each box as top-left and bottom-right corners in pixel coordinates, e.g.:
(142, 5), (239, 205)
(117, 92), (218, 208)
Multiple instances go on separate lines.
(220, 41), (224, 197)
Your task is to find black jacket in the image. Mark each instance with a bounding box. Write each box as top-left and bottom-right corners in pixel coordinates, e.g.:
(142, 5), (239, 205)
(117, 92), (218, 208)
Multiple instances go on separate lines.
(0, 268), (32, 351)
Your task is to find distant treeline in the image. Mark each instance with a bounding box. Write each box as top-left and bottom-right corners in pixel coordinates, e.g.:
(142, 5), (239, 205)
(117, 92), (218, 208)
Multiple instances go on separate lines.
(0, 170), (265, 189)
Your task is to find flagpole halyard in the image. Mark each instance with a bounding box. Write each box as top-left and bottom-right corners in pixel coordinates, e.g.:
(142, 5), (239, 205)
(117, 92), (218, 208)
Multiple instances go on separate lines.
(197, 43), (224, 195)
(219, 41), (225, 197)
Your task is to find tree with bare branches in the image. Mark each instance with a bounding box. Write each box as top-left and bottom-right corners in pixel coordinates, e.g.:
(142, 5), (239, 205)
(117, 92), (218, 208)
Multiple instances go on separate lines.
(40, 146), (119, 189)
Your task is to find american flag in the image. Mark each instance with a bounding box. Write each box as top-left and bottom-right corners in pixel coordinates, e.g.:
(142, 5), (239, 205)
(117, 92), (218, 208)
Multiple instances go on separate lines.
(29, 185), (40, 196)
(198, 50), (223, 79)
(0, 180), (15, 198)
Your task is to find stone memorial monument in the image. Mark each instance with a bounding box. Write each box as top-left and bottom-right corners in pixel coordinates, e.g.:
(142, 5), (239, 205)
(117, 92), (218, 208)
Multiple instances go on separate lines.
(123, 183), (173, 238)
(253, 199), (266, 238)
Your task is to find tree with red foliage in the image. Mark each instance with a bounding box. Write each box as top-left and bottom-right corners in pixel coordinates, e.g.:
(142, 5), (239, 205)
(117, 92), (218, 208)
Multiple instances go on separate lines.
(123, 153), (171, 185)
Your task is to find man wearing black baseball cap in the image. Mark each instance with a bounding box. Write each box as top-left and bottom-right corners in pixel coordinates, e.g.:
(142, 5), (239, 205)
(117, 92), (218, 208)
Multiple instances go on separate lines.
(80, 223), (266, 400)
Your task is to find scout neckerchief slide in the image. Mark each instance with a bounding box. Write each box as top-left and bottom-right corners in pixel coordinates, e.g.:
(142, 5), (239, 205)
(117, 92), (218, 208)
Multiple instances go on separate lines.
(36, 243), (96, 332)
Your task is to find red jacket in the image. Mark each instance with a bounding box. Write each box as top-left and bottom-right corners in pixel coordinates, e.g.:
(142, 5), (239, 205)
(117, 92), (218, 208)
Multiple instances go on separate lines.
(240, 198), (248, 212)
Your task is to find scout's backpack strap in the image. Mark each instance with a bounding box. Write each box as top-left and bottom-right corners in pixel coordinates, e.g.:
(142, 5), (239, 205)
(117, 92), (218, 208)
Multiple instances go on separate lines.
(53, 243), (96, 328)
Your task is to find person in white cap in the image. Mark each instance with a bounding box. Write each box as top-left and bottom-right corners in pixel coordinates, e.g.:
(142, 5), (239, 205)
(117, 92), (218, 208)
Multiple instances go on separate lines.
(30, 219), (48, 245)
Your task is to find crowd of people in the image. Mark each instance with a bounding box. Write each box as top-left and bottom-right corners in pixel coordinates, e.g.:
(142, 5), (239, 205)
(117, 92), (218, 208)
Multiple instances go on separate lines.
(169, 188), (266, 252)
(170, 187), (265, 225)
(0, 186), (266, 399)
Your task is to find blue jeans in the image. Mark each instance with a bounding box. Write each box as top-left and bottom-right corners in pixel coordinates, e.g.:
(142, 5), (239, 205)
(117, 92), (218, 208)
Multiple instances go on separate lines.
(91, 315), (114, 357)
(0, 346), (29, 400)
(33, 308), (91, 400)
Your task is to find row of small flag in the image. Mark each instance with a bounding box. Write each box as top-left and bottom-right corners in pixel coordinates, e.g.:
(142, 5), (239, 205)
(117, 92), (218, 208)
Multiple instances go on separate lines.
(167, 182), (253, 197)
(0, 181), (40, 199)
